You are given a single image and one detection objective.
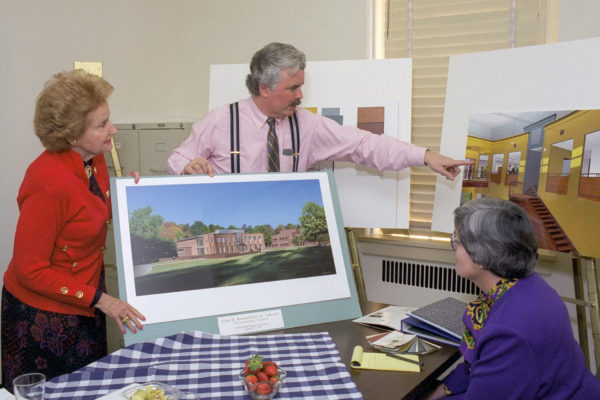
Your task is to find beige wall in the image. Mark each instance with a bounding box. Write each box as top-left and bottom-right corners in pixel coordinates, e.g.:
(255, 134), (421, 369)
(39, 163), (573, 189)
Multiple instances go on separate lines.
(558, 0), (600, 40)
(0, 0), (369, 278)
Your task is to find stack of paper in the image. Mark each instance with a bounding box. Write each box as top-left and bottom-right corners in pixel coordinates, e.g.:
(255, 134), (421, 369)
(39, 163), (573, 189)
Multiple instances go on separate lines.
(401, 297), (467, 347)
(352, 305), (415, 331)
(367, 330), (441, 355)
(368, 330), (416, 352)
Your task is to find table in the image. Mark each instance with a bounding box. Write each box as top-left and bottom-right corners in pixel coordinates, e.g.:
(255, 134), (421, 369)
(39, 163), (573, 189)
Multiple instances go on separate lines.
(268, 302), (461, 400)
(45, 302), (460, 399)
(46, 330), (362, 399)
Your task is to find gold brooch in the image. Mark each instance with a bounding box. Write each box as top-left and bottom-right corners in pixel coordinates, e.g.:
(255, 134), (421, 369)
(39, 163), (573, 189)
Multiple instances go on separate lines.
(85, 165), (92, 178)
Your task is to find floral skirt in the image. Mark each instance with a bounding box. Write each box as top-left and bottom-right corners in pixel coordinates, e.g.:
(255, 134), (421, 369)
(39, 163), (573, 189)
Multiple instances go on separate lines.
(1, 286), (107, 392)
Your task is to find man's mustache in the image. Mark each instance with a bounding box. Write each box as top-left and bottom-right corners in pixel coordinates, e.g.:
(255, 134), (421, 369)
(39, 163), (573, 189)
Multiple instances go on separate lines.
(290, 99), (301, 107)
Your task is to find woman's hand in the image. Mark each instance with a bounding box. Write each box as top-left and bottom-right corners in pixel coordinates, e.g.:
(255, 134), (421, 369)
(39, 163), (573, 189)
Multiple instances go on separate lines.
(421, 384), (448, 400)
(182, 157), (214, 176)
(95, 293), (146, 334)
(129, 171), (140, 183)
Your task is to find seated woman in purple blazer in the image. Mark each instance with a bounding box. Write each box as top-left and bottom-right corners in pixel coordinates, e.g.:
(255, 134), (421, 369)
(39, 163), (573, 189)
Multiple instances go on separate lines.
(425, 197), (600, 400)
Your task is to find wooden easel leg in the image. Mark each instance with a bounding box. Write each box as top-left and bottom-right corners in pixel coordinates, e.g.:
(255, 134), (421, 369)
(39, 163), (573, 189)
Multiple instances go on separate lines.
(572, 257), (590, 368)
(582, 257), (600, 376)
(345, 228), (367, 314)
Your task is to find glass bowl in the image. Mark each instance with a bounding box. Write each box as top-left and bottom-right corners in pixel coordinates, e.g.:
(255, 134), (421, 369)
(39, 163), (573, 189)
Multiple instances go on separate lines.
(239, 367), (286, 399)
(121, 382), (181, 400)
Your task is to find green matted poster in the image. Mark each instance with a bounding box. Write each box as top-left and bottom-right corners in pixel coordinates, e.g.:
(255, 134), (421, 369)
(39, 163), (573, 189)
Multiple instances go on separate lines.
(110, 171), (362, 345)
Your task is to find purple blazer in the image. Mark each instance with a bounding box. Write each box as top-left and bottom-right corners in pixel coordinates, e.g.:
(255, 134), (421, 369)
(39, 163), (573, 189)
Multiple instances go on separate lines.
(442, 272), (600, 399)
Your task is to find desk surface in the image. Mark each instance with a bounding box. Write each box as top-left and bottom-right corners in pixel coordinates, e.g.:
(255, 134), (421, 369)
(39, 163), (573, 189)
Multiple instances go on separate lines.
(270, 302), (461, 400)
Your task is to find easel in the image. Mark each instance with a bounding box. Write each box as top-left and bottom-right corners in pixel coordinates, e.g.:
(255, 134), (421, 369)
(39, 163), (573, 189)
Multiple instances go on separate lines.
(345, 228), (367, 313)
(568, 256), (600, 376)
(108, 141), (123, 177)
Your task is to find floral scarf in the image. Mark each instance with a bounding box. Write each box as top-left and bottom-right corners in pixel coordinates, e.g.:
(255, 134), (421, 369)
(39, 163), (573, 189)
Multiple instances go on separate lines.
(461, 277), (518, 363)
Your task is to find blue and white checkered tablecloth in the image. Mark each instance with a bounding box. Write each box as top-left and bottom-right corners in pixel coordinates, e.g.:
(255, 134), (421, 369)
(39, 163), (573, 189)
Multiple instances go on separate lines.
(45, 330), (364, 400)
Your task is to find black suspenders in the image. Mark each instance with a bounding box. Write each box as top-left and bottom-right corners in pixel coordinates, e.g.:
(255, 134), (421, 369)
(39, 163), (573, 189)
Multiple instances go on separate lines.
(230, 102), (299, 173)
(288, 112), (300, 172)
(229, 102), (240, 173)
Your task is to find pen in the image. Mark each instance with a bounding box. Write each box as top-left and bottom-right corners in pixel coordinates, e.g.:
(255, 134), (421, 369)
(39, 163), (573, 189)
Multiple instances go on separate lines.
(386, 352), (424, 367)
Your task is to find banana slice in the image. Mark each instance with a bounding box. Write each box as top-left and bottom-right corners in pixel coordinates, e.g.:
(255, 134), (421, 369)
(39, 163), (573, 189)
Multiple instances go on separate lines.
(129, 385), (167, 400)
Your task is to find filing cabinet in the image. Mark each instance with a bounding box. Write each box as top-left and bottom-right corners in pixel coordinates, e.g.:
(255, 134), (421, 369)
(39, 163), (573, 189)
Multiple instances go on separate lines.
(104, 122), (193, 177)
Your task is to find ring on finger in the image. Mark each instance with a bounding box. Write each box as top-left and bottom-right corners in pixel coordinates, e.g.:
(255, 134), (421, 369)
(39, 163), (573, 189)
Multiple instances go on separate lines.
(121, 316), (130, 324)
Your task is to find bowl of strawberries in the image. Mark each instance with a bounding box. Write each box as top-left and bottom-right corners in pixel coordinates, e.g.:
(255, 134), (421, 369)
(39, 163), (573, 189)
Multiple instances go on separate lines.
(239, 354), (286, 399)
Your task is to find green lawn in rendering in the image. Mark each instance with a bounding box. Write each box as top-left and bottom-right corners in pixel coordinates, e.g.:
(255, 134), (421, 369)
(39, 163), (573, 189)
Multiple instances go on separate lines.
(134, 245), (336, 295)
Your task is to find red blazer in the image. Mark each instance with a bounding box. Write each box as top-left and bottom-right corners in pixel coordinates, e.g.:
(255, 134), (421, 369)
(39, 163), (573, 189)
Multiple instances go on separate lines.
(3, 150), (112, 317)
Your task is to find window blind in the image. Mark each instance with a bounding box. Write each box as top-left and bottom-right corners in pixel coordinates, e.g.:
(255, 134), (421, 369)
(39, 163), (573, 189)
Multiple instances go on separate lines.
(384, 0), (546, 229)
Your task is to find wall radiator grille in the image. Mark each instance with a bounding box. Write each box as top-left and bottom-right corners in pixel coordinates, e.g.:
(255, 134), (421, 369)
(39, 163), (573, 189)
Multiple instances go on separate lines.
(381, 259), (481, 295)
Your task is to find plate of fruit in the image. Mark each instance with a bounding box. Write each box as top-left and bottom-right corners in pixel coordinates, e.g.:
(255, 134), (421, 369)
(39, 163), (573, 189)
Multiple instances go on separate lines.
(239, 354), (286, 399)
(120, 382), (181, 400)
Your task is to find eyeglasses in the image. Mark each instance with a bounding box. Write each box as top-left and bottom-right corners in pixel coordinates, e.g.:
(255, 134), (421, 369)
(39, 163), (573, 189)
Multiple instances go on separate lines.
(450, 232), (460, 251)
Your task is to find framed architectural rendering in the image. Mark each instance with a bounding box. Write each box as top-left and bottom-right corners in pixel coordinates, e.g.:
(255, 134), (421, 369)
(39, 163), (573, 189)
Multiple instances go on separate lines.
(432, 37), (600, 259)
(457, 109), (600, 258)
(110, 171), (361, 344)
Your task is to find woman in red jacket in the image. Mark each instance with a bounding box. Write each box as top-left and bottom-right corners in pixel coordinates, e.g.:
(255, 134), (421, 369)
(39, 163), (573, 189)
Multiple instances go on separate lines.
(2, 70), (145, 392)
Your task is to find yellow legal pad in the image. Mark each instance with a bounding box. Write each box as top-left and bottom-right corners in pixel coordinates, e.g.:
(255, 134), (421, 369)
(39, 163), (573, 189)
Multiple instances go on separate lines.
(350, 346), (421, 372)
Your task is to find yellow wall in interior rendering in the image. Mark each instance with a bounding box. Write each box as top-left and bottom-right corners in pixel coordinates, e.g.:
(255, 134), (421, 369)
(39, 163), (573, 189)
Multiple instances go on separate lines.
(540, 110), (600, 258)
(464, 133), (529, 200)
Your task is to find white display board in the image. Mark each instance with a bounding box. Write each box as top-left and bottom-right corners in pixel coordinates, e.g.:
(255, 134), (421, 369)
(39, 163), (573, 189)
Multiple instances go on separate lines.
(433, 37), (600, 232)
(210, 59), (413, 228)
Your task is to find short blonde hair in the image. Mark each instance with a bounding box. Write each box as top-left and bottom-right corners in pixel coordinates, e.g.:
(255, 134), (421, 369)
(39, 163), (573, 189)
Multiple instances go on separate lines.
(34, 70), (114, 152)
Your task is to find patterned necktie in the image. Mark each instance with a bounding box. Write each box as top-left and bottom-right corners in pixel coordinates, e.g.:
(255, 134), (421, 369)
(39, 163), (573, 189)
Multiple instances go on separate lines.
(266, 118), (280, 172)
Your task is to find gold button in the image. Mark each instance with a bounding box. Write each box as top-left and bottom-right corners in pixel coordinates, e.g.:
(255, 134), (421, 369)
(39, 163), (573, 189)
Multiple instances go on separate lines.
(105, 220), (111, 226)
(60, 286), (69, 295)
(100, 246), (106, 253)
(62, 245), (69, 252)
(76, 291), (84, 299)
(93, 166), (97, 174)
(72, 262), (78, 268)
(105, 190), (110, 198)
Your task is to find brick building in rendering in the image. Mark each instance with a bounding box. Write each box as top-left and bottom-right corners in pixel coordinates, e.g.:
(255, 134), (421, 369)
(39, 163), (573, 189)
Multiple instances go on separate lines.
(176, 229), (265, 258)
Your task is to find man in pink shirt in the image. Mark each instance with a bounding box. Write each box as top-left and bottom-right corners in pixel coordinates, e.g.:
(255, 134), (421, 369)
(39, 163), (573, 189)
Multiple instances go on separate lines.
(167, 42), (471, 178)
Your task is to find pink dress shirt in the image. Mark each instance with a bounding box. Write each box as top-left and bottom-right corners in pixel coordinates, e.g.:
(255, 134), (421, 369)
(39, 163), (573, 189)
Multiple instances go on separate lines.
(167, 97), (427, 174)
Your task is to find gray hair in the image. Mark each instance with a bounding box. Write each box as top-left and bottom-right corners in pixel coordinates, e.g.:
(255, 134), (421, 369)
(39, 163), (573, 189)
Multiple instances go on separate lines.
(454, 197), (538, 279)
(246, 42), (306, 96)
